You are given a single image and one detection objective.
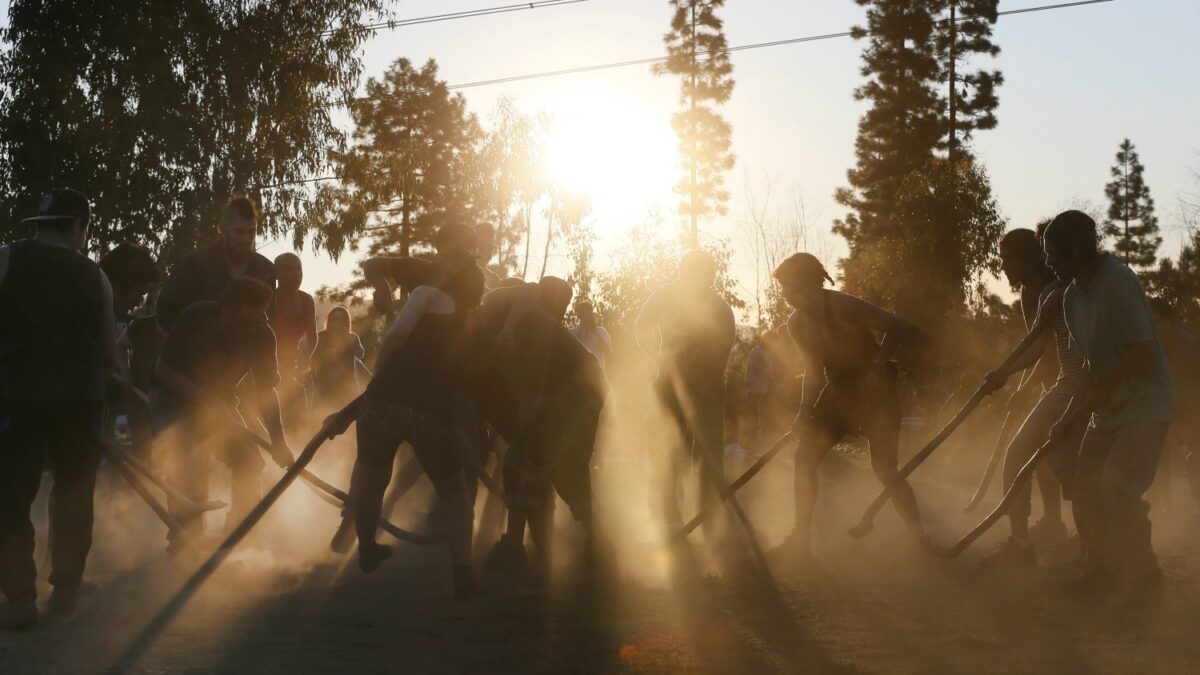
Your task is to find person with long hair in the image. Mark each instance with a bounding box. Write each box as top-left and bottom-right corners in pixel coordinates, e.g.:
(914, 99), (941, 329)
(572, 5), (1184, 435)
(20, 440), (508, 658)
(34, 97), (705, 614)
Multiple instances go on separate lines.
(312, 306), (365, 410)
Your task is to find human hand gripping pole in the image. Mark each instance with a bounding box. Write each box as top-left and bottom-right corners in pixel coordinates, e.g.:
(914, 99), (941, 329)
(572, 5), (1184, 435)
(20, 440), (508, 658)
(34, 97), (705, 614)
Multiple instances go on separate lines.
(846, 319), (1050, 539)
(931, 404), (1090, 559)
(236, 399), (438, 546)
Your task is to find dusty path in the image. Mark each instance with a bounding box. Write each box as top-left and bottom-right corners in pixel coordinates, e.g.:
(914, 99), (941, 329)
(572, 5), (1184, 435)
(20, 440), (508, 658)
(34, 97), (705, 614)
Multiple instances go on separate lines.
(3, 449), (1200, 674)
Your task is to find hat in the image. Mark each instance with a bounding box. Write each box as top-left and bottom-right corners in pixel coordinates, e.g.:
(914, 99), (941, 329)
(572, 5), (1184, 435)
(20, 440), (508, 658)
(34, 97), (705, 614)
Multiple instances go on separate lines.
(23, 188), (92, 224)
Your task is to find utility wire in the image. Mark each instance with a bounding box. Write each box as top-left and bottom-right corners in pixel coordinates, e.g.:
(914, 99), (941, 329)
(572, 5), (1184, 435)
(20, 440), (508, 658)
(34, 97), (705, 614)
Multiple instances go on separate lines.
(322, 0), (593, 38)
(261, 0), (1117, 190)
(446, 0), (1116, 90)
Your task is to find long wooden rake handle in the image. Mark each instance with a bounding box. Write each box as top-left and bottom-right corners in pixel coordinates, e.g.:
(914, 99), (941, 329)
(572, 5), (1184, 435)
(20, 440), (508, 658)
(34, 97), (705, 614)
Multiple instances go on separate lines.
(847, 320), (1049, 538)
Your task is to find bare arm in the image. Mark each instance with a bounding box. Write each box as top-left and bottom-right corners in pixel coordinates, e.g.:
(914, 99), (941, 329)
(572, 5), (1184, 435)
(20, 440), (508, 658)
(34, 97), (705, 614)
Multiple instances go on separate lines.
(373, 285), (436, 377)
(495, 283), (542, 342)
(833, 292), (915, 364)
(787, 311), (827, 411)
(253, 380), (288, 447)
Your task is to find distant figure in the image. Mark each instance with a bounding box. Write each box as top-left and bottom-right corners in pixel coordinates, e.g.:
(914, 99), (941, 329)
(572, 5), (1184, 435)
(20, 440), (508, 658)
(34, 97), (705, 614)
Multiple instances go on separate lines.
(569, 300), (612, 373)
(1043, 210), (1173, 606)
(311, 306), (365, 410)
(772, 252), (927, 561)
(0, 189), (116, 629)
(976, 228), (1086, 568)
(270, 252), (317, 428)
(333, 225), (485, 598)
(156, 196), (275, 331)
(636, 251), (736, 542)
(151, 278), (294, 550)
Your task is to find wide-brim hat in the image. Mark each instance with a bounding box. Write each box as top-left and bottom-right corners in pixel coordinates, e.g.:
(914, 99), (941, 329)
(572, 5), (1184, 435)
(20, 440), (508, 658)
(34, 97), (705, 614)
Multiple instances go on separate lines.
(23, 188), (92, 224)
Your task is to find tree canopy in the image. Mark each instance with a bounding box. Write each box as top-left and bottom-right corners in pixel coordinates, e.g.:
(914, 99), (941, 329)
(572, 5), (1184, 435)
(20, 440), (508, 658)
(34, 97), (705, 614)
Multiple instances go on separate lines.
(0, 0), (386, 263)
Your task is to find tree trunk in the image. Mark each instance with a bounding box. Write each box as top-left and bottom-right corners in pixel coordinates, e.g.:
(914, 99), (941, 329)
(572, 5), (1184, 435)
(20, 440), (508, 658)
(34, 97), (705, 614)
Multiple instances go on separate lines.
(521, 202), (533, 279)
(539, 214), (554, 280)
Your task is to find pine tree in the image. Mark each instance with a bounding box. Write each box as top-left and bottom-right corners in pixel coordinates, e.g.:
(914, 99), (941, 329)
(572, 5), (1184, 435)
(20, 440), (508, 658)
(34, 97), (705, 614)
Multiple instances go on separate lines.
(1103, 138), (1160, 270)
(938, 0), (1003, 161)
(652, 0), (735, 248)
(834, 0), (1002, 319)
(316, 59), (484, 258)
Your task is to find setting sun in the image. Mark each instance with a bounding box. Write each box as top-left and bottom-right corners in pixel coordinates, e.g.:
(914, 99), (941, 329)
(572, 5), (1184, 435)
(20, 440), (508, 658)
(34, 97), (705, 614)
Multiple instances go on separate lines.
(544, 89), (678, 221)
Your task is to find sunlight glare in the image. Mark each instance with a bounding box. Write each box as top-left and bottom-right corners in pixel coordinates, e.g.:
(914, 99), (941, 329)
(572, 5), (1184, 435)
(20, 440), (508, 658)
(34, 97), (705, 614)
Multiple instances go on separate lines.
(545, 89), (677, 224)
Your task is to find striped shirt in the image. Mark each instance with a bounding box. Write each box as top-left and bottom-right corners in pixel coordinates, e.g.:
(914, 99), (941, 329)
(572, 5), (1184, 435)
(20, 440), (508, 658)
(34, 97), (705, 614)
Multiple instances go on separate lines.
(1032, 282), (1086, 396)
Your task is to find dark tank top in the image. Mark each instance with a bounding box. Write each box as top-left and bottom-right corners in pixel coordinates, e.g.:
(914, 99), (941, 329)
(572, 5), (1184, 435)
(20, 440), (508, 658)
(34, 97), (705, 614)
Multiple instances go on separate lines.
(0, 239), (106, 400)
(365, 308), (463, 419)
(791, 291), (880, 385)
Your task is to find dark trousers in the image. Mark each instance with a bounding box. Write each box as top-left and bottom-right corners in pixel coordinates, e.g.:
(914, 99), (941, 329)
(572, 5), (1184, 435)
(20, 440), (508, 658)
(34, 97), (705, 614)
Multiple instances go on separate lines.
(1074, 421), (1168, 578)
(0, 401), (102, 603)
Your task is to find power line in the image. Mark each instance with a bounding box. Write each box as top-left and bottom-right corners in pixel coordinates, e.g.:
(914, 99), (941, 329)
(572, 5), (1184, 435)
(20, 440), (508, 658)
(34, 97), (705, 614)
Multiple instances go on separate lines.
(446, 0), (1116, 90)
(263, 0), (1118, 190)
(322, 0), (593, 38)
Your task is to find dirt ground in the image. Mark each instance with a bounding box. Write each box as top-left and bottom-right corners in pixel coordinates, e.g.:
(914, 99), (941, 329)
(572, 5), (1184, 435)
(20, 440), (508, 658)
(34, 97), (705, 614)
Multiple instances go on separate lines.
(3, 432), (1200, 675)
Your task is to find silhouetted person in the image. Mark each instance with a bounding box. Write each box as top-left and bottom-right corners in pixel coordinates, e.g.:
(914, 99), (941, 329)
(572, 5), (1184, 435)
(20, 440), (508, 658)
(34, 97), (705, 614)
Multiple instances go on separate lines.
(772, 253), (927, 561)
(98, 242), (160, 451)
(469, 278), (607, 576)
(156, 196), (275, 331)
(637, 251), (735, 543)
(0, 189), (116, 629)
(569, 300), (612, 374)
(332, 225), (485, 598)
(1043, 210), (1173, 606)
(743, 333), (771, 450)
(270, 252), (317, 430)
(151, 278), (293, 550)
(311, 306), (365, 411)
(977, 228), (1086, 568)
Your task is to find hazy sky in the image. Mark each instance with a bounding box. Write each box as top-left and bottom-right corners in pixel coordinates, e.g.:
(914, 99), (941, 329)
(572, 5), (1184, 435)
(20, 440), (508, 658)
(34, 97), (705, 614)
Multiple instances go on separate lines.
(265, 0), (1199, 302)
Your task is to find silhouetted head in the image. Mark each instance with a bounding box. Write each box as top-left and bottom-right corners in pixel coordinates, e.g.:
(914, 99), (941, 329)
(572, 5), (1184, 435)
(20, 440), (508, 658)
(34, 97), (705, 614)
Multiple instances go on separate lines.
(575, 299), (595, 327)
(998, 228), (1049, 289)
(325, 306), (351, 334)
(537, 276), (573, 323)
(1043, 210), (1100, 283)
(218, 277), (272, 333)
(434, 223), (478, 260)
(99, 241), (159, 315)
(773, 252), (831, 310)
(679, 250), (716, 289)
(474, 222), (496, 264)
(274, 252), (303, 293)
(26, 188), (92, 252)
(220, 197), (259, 262)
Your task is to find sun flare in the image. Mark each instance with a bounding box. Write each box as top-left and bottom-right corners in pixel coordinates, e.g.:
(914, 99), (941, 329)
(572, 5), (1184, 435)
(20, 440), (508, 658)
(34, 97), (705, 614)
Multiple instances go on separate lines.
(544, 89), (678, 219)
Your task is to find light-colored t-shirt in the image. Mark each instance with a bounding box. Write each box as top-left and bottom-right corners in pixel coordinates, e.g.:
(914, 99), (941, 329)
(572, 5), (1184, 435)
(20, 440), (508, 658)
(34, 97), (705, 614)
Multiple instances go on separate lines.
(569, 325), (612, 372)
(1063, 255), (1173, 430)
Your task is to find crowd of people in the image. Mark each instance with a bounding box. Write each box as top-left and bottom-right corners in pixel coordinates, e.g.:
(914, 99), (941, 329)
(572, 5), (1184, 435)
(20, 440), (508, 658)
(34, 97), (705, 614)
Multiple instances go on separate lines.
(0, 188), (1191, 631)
